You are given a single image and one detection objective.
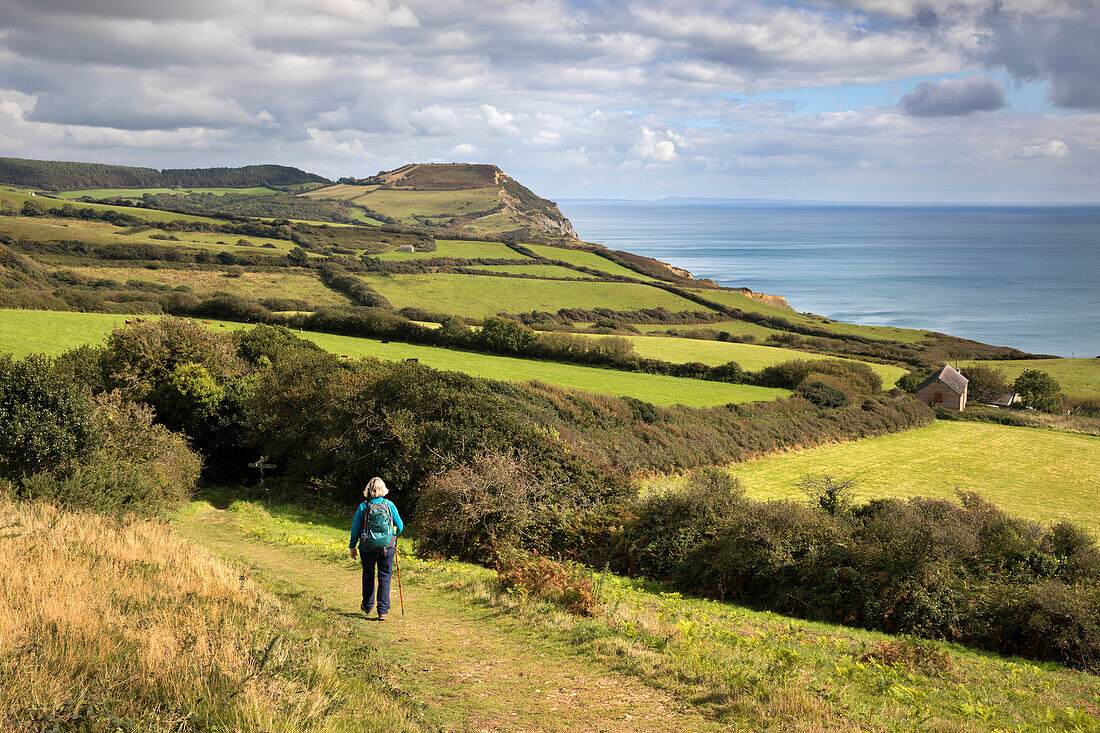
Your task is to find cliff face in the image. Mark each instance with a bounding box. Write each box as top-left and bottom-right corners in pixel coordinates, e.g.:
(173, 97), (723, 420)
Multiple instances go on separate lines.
(368, 163), (578, 239)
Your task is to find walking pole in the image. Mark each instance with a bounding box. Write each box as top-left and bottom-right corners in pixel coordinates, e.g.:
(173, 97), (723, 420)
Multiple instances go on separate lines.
(395, 545), (405, 616)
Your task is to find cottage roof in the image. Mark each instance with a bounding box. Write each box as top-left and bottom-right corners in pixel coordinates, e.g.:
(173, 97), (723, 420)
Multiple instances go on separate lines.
(916, 364), (969, 396)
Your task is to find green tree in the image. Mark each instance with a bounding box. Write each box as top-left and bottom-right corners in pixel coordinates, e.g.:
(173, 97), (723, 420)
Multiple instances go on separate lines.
(1014, 370), (1062, 412)
(287, 246), (309, 266)
(0, 354), (97, 479)
(959, 364), (1010, 403)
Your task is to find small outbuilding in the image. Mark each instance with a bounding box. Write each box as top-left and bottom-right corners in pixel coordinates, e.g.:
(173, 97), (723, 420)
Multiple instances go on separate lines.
(986, 391), (1021, 408)
(914, 364), (969, 411)
(397, 244), (415, 253)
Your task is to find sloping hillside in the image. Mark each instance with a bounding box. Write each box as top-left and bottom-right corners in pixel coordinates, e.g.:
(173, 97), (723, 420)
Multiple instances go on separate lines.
(0, 157), (329, 191)
(308, 163), (577, 239)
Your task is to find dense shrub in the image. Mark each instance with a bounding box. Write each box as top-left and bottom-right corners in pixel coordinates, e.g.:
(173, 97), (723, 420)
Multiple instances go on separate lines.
(608, 472), (1100, 672)
(416, 452), (554, 563)
(0, 354), (97, 479)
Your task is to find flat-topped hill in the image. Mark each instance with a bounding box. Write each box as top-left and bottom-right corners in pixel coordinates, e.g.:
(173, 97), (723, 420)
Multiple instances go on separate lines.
(311, 163), (577, 239)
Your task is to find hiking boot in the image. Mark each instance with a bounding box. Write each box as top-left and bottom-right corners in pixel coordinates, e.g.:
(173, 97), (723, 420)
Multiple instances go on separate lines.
(377, 614), (387, 622)
(361, 602), (372, 615)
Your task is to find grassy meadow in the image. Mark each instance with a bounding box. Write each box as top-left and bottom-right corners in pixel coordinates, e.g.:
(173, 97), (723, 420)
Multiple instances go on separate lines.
(177, 496), (1100, 732)
(0, 499), (421, 732)
(469, 263), (597, 278)
(352, 187), (502, 221)
(0, 189), (222, 225)
(959, 357), (1100, 398)
(523, 243), (662, 281)
(54, 186), (281, 199)
(0, 310), (787, 406)
(360, 272), (714, 318)
(63, 265), (350, 306)
(590, 332), (907, 386)
(0, 216), (297, 256)
(717, 421), (1100, 533)
(375, 238), (529, 260)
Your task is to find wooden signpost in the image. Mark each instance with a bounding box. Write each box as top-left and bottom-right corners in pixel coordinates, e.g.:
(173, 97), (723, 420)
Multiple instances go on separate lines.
(247, 456), (277, 485)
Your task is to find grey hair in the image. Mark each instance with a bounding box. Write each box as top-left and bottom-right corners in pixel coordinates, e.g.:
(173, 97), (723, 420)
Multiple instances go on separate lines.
(365, 477), (388, 498)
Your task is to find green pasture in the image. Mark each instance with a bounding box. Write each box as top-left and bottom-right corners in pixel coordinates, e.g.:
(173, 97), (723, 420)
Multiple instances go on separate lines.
(591, 332), (906, 385)
(54, 187), (279, 199)
(454, 211), (518, 236)
(632, 320), (787, 340)
(352, 187), (501, 220)
(375, 239), (528, 260)
(0, 216), (295, 256)
(298, 184), (376, 200)
(722, 421), (1100, 533)
(361, 273), (715, 319)
(691, 287), (931, 343)
(958, 357), (1100, 399)
(469, 264), (596, 279)
(0, 309), (786, 406)
(63, 266), (348, 306)
(524, 244), (660, 281)
(0, 190), (221, 225)
(293, 332), (790, 407)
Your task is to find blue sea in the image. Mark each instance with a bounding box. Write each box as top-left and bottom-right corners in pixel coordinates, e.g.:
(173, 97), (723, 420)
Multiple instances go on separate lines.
(558, 201), (1100, 358)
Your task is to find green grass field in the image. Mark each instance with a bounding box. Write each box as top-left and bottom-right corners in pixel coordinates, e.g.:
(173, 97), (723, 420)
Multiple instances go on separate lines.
(593, 332), (907, 385)
(721, 421), (1100, 533)
(523, 244), (661, 281)
(63, 266), (348, 306)
(469, 264), (596, 279)
(632, 320), (787, 339)
(0, 190), (222, 224)
(361, 273), (715, 319)
(299, 332), (789, 407)
(54, 187), (280, 199)
(958, 358), (1100, 399)
(0, 310), (786, 406)
(375, 239), (528, 260)
(690, 288), (932, 343)
(352, 187), (502, 221)
(0, 216), (296, 256)
(178, 497), (1100, 732)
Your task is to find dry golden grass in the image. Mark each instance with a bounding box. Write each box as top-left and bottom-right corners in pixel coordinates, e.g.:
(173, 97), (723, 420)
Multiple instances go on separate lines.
(0, 498), (418, 732)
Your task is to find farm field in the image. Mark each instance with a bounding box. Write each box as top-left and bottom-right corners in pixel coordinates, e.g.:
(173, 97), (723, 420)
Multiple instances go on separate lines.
(1, 190), (222, 224)
(958, 357), (1100, 398)
(469, 264), (596, 279)
(632, 320), (787, 339)
(61, 266), (349, 306)
(0, 310), (786, 406)
(360, 273), (714, 319)
(523, 243), (661, 281)
(724, 421), (1100, 533)
(375, 239), (528, 260)
(691, 287), (932, 343)
(297, 332), (790, 407)
(590, 332), (907, 385)
(352, 187), (501, 221)
(0, 216), (296, 255)
(54, 186), (280, 199)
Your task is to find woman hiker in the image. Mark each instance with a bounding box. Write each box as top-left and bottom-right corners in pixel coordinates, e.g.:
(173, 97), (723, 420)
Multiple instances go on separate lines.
(349, 477), (403, 621)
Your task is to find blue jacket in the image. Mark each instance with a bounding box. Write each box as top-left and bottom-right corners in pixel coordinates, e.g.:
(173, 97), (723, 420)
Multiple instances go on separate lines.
(350, 498), (403, 550)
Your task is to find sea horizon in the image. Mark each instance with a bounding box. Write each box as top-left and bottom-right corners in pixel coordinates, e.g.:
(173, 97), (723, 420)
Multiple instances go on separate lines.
(559, 200), (1100, 358)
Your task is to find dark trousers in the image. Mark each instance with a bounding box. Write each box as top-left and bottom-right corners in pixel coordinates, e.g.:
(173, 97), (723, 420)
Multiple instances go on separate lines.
(361, 545), (395, 615)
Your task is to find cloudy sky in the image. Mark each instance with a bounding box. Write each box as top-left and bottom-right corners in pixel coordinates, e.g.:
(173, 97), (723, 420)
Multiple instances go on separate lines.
(0, 0), (1097, 202)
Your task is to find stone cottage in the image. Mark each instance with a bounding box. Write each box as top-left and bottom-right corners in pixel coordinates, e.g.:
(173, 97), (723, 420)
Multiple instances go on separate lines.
(914, 364), (969, 411)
